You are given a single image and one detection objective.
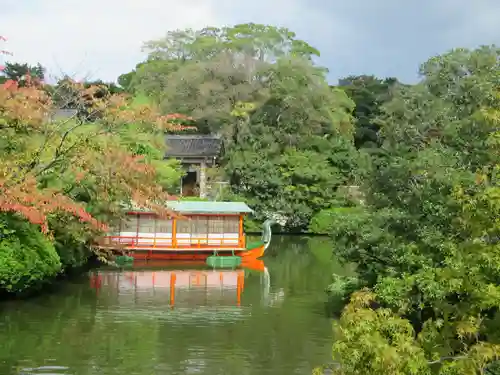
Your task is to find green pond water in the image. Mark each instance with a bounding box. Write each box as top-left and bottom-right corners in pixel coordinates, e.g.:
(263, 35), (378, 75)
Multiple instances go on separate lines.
(0, 236), (349, 375)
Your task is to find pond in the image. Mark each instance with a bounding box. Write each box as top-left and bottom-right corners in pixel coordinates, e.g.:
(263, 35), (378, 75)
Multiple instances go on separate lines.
(0, 236), (350, 375)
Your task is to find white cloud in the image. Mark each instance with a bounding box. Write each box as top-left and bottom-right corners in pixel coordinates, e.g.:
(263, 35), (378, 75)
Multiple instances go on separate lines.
(421, 0), (500, 49)
(1, 0), (352, 83)
(2, 0), (500, 84)
(1, 0), (223, 82)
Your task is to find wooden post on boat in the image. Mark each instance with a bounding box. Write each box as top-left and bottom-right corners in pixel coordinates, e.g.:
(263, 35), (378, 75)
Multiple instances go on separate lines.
(135, 214), (140, 246)
(238, 215), (244, 248)
(172, 219), (177, 248)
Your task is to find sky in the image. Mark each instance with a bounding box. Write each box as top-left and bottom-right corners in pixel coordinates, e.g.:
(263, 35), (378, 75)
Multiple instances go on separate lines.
(1, 0), (500, 85)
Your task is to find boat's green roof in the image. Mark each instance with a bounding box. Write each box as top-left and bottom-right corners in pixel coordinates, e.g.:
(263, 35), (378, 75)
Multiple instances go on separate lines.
(167, 201), (253, 214)
(122, 200), (253, 214)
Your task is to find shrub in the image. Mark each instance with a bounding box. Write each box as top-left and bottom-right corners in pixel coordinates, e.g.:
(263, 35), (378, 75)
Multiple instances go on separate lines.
(0, 214), (61, 294)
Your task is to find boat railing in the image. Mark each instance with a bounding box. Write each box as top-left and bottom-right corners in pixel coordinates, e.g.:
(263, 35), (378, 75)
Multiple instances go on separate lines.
(99, 235), (245, 249)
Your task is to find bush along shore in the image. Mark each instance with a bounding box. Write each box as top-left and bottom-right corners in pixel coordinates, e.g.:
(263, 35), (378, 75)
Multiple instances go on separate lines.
(0, 213), (98, 298)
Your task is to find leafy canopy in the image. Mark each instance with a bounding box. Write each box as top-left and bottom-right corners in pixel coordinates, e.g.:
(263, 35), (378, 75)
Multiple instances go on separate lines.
(121, 23), (361, 230)
(322, 45), (500, 374)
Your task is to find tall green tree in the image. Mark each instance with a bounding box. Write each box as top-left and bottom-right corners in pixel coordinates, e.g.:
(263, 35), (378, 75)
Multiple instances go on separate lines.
(2, 61), (45, 84)
(0, 77), (185, 293)
(322, 46), (500, 374)
(223, 57), (359, 230)
(124, 23), (322, 100)
(338, 75), (400, 149)
(125, 24), (361, 231)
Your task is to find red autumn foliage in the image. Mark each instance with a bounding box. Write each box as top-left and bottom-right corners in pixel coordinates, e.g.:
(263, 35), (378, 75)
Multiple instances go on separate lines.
(0, 175), (107, 233)
(0, 76), (194, 234)
(0, 80), (49, 127)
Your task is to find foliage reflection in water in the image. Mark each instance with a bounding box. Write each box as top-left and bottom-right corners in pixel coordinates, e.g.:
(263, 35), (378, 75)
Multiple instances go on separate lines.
(0, 236), (349, 375)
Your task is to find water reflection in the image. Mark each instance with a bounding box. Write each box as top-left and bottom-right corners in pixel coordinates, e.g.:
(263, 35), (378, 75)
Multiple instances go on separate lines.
(89, 260), (277, 324)
(1, 236), (340, 375)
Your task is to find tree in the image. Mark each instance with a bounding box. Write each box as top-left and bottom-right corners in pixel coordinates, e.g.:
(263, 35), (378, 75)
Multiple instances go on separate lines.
(141, 23), (320, 63)
(84, 79), (124, 95)
(2, 62), (45, 84)
(321, 45), (500, 374)
(155, 51), (269, 133)
(0, 75), (193, 290)
(224, 58), (359, 230)
(117, 67), (140, 92)
(123, 24), (361, 231)
(48, 77), (126, 120)
(338, 75), (400, 149)
(125, 23), (322, 99)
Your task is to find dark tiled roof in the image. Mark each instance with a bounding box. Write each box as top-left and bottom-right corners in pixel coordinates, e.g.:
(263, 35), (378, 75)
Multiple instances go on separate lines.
(164, 134), (222, 158)
(49, 108), (78, 121)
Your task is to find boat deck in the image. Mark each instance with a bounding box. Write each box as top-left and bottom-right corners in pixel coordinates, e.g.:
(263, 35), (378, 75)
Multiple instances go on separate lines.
(97, 245), (247, 252)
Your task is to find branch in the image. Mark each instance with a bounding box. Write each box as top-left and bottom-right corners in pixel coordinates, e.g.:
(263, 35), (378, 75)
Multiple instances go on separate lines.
(34, 127), (109, 177)
(27, 113), (83, 172)
(53, 118), (87, 158)
(427, 355), (468, 365)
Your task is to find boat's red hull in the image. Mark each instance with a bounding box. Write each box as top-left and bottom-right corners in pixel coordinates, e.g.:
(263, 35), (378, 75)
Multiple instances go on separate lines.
(127, 244), (265, 262)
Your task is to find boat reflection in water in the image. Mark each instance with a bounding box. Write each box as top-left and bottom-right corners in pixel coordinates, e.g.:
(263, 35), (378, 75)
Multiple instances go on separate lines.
(89, 259), (270, 323)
